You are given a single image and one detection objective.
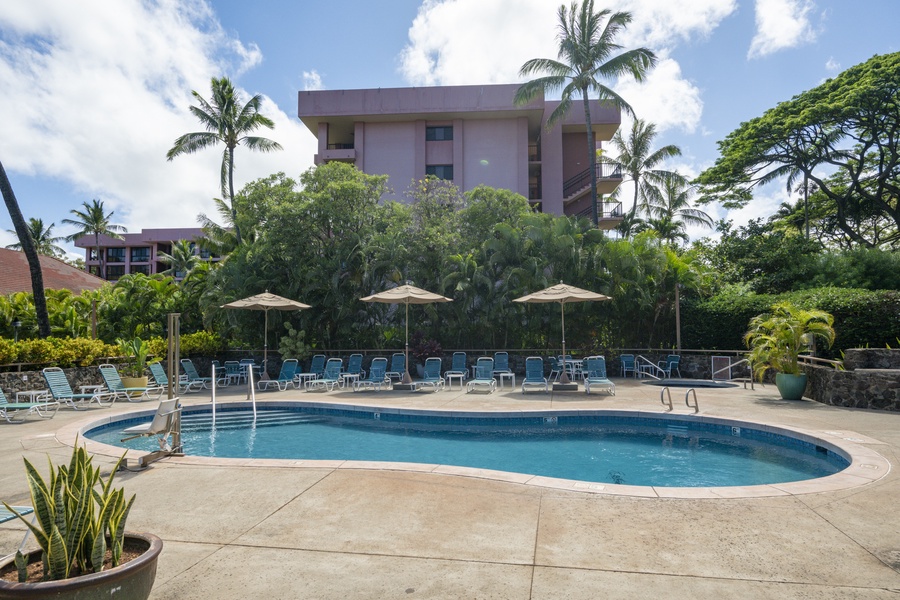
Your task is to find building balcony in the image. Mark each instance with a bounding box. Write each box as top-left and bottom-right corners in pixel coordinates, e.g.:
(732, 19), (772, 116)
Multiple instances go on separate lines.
(320, 143), (356, 162)
(562, 164), (623, 201)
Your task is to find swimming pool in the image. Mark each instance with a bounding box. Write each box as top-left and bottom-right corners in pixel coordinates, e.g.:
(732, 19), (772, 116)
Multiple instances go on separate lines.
(86, 404), (850, 488)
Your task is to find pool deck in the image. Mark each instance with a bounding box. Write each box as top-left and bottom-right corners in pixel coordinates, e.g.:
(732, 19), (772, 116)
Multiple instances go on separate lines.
(2, 378), (898, 598)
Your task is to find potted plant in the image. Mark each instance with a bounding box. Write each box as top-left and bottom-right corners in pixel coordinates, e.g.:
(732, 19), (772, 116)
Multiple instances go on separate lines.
(744, 302), (835, 400)
(409, 331), (442, 378)
(117, 336), (151, 391)
(0, 443), (162, 598)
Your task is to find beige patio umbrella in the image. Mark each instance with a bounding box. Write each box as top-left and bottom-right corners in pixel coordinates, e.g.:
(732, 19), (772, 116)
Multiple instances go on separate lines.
(513, 282), (611, 384)
(222, 291), (311, 379)
(361, 284), (452, 384)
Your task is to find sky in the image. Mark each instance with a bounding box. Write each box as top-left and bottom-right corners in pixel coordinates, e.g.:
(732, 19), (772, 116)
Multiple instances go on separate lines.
(0, 0), (897, 259)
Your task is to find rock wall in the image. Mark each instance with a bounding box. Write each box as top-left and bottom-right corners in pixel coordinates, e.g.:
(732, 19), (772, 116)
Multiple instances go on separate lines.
(804, 362), (900, 411)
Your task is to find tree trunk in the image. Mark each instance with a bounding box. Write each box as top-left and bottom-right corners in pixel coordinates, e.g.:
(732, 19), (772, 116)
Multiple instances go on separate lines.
(582, 89), (599, 227)
(228, 145), (243, 245)
(0, 160), (52, 338)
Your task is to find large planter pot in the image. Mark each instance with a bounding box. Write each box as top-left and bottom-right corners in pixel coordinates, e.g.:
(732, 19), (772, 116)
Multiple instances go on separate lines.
(0, 532), (162, 600)
(775, 373), (808, 400)
(121, 376), (149, 399)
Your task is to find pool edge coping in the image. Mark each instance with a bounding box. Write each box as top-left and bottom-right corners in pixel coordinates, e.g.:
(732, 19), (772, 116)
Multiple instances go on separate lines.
(59, 400), (892, 500)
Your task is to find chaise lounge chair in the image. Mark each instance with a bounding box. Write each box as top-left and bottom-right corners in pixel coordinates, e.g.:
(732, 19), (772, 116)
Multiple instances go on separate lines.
(99, 364), (164, 403)
(180, 359), (213, 391)
(0, 388), (59, 423)
(354, 357), (390, 392)
(443, 351), (468, 390)
(340, 353), (365, 388)
(42, 367), (114, 410)
(259, 358), (299, 391)
(467, 357), (496, 393)
(521, 356), (549, 394)
(306, 358), (343, 391)
(584, 356), (615, 395)
(385, 353), (406, 383)
(414, 357), (444, 391)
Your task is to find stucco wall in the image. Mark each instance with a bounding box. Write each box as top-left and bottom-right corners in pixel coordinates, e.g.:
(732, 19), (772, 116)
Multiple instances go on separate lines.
(363, 121), (418, 201)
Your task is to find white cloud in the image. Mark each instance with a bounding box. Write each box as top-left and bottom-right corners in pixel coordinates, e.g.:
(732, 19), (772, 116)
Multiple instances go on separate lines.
(302, 70), (324, 91)
(617, 0), (738, 49)
(748, 0), (818, 59)
(825, 57), (840, 72)
(615, 56), (704, 134)
(0, 0), (317, 237)
(399, 0), (720, 137)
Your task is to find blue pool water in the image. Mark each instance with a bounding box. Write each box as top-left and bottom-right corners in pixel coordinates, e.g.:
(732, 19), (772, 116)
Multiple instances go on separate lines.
(87, 407), (849, 487)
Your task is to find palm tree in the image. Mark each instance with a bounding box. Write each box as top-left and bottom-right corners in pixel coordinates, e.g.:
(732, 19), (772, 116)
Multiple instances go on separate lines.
(605, 118), (685, 225)
(166, 76), (282, 245)
(0, 160), (52, 337)
(62, 199), (127, 280)
(156, 239), (201, 280)
(6, 218), (66, 257)
(514, 0), (656, 226)
(640, 178), (713, 245)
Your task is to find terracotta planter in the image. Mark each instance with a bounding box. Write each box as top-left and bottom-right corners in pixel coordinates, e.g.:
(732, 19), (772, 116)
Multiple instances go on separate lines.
(0, 532), (162, 600)
(775, 373), (808, 400)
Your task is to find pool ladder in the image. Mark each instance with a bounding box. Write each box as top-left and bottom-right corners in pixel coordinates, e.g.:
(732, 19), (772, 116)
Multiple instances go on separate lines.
(660, 387), (699, 414)
(210, 364), (259, 422)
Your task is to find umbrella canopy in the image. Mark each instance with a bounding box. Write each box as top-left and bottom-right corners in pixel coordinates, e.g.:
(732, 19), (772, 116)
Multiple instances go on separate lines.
(513, 283), (611, 384)
(361, 284), (452, 384)
(222, 291), (311, 377)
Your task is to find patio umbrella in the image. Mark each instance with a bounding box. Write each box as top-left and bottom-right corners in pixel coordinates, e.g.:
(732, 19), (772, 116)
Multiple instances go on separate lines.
(360, 284), (452, 384)
(513, 282), (611, 384)
(222, 291), (311, 379)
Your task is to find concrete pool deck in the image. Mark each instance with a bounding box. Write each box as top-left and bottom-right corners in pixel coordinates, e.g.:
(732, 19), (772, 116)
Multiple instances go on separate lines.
(1, 378), (898, 598)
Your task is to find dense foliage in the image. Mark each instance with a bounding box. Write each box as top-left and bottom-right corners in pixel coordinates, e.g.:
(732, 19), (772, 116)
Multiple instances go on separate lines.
(683, 287), (900, 357)
(696, 52), (900, 249)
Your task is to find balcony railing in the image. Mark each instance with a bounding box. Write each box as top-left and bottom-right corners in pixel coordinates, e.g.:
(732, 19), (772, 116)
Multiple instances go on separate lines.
(528, 144), (541, 162)
(562, 164), (623, 198)
(574, 201), (624, 221)
(326, 143), (354, 150)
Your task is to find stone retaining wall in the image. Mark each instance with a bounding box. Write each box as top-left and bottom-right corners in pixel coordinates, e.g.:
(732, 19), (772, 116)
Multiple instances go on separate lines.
(803, 351), (900, 411)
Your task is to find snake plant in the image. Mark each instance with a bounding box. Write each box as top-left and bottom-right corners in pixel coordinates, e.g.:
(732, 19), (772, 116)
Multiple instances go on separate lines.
(2, 443), (134, 582)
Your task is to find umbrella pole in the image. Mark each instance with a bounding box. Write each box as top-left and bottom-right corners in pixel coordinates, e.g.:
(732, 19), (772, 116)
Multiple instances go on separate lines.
(559, 301), (570, 384)
(261, 309), (270, 381)
(402, 302), (412, 384)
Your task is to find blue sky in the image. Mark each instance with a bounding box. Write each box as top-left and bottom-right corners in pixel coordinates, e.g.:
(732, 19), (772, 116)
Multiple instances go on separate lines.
(0, 0), (897, 258)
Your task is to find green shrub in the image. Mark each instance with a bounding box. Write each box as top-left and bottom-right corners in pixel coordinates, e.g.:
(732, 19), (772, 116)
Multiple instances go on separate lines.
(684, 287), (900, 357)
(180, 331), (226, 356)
(0, 338), (118, 368)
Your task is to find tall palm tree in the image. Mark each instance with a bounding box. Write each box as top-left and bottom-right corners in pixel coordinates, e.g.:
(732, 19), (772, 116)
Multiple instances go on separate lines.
(156, 239), (201, 280)
(514, 0), (656, 226)
(166, 76), (282, 245)
(62, 199), (126, 280)
(6, 218), (67, 257)
(605, 118), (685, 226)
(640, 178), (713, 245)
(0, 160), (52, 337)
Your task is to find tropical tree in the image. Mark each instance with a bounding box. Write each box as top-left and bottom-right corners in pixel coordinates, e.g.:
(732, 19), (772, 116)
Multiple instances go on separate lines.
(167, 76), (282, 246)
(62, 199), (126, 280)
(156, 239), (201, 280)
(6, 218), (66, 257)
(696, 52), (900, 248)
(514, 0), (656, 226)
(604, 118), (685, 227)
(639, 179), (713, 245)
(1, 160), (51, 337)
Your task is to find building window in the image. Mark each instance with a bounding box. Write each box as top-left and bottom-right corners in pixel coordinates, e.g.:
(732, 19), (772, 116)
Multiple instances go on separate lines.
(88, 265), (100, 276)
(88, 249), (99, 261)
(130, 264), (151, 276)
(425, 126), (453, 141)
(106, 265), (125, 280)
(107, 248), (125, 263)
(131, 247), (150, 262)
(426, 165), (454, 180)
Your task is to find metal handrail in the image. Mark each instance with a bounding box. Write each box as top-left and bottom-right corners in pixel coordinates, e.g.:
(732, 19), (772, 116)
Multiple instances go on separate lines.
(799, 355), (843, 368)
(636, 355), (664, 380)
(660, 387), (673, 411)
(684, 389), (699, 414)
(562, 164), (623, 197)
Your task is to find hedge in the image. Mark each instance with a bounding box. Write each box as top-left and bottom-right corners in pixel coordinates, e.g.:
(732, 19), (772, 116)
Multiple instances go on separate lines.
(682, 287), (900, 357)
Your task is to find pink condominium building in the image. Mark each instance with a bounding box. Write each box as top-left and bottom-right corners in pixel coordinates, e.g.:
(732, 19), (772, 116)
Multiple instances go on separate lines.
(298, 83), (624, 228)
